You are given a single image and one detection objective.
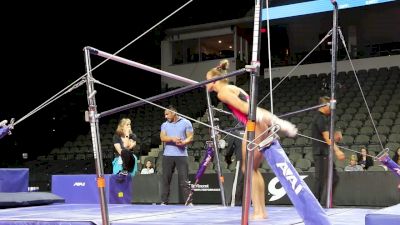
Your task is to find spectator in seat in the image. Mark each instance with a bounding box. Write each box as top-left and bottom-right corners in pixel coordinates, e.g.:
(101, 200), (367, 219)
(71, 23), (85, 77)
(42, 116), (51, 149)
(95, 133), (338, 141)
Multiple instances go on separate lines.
(357, 146), (374, 170)
(345, 155), (364, 171)
(141, 160), (155, 174)
(112, 118), (138, 176)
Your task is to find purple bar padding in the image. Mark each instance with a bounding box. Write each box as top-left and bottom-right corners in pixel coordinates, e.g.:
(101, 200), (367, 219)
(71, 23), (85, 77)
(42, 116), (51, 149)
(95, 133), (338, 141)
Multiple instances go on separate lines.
(51, 174), (132, 204)
(195, 147), (215, 181)
(109, 175), (132, 204)
(263, 140), (331, 225)
(0, 127), (9, 139)
(378, 154), (400, 179)
(0, 168), (29, 192)
(365, 203), (400, 225)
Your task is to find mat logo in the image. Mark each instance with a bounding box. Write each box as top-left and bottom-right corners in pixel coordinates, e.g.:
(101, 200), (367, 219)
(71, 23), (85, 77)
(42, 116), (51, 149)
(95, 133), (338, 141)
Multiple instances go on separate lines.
(276, 162), (304, 194)
(268, 163), (307, 202)
(73, 182), (86, 187)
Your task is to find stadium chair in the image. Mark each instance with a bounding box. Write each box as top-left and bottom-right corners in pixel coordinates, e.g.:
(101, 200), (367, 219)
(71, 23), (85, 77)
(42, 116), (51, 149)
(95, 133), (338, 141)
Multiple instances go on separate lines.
(353, 113), (367, 121)
(301, 116), (313, 124)
(304, 151), (314, 163)
(386, 105), (399, 113)
(389, 66), (400, 74)
(367, 144), (382, 155)
(227, 159), (236, 171)
(281, 138), (295, 148)
(364, 119), (378, 128)
(289, 147), (303, 155)
(372, 106), (385, 113)
(288, 152), (302, 163)
(370, 134), (387, 145)
(340, 114), (353, 122)
(308, 167), (315, 172)
(357, 107), (369, 114)
(388, 134), (400, 143)
(295, 158), (312, 171)
(379, 94), (391, 101)
(336, 121), (348, 130)
(349, 120), (363, 128)
(340, 135), (354, 145)
(378, 67), (389, 76)
(188, 161), (200, 174)
(382, 112), (396, 120)
(371, 112), (382, 120)
(391, 125), (400, 134)
(379, 118), (393, 127)
(374, 99), (388, 107)
(353, 135), (370, 145)
(376, 126), (391, 136)
(290, 117), (302, 124)
(344, 127), (359, 137)
(295, 137), (309, 147)
(345, 107), (357, 115)
(217, 161), (229, 170)
(336, 108), (344, 116)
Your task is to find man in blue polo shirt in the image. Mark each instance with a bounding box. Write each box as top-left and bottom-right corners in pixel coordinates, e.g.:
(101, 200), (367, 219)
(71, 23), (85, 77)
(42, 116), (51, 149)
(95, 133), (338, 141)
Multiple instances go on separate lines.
(160, 105), (194, 205)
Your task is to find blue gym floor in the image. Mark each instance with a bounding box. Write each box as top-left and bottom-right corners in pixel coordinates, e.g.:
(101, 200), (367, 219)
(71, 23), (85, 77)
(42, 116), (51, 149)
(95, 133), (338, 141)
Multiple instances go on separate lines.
(1, 203), (398, 225)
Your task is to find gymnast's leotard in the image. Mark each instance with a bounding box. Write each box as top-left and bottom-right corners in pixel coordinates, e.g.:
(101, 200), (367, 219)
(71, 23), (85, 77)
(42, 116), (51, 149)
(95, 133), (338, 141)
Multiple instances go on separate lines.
(225, 92), (249, 125)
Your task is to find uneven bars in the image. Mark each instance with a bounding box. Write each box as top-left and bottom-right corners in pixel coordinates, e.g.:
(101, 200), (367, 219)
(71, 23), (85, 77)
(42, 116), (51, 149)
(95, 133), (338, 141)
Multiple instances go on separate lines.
(87, 47), (198, 85)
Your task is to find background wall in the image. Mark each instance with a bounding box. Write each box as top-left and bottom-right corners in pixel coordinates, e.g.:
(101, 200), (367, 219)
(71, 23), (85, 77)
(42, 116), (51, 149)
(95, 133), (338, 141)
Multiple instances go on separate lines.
(131, 172), (400, 206)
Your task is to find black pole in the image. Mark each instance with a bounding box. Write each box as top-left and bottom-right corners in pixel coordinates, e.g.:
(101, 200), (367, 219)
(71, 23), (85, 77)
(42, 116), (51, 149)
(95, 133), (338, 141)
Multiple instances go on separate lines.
(83, 47), (110, 225)
(326, 0), (338, 209)
(242, 0), (262, 224)
(205, 91), (227, 206)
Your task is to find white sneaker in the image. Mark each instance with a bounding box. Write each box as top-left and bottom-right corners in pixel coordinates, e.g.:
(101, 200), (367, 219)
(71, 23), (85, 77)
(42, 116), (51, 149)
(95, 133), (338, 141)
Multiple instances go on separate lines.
(187, 203), (194, 207)
(276, 119), (298, 137)
(0, 120), (7, 127)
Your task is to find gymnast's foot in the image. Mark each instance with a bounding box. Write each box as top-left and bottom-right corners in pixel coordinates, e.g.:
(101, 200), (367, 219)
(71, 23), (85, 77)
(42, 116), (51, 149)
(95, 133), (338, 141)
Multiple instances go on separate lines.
(250, 212), (268, 220)
(275, 118), (298, 137)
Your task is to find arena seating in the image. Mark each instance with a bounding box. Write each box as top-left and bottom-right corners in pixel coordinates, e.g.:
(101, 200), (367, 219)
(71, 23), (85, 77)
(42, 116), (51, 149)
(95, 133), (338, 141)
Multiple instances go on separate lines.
(21, 66), (400, 191)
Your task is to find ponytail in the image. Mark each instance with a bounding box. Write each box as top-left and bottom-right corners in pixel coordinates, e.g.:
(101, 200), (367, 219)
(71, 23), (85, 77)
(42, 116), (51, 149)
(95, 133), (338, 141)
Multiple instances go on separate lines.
(216, 59), (229, 75)
(206, 59), (230, 83)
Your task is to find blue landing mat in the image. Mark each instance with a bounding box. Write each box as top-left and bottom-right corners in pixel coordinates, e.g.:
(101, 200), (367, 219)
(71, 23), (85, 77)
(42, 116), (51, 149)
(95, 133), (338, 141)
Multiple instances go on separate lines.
(365, 203), (400, 225)
(0, 204), (381, 225)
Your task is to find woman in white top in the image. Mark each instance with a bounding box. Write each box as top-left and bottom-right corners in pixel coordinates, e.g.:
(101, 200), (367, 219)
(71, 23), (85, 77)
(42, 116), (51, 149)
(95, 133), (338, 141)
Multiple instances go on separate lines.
(141, 160), (155, 174)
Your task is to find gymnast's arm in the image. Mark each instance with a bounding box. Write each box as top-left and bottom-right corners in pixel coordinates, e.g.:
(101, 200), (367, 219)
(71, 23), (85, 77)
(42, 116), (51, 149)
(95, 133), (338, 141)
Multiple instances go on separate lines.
(322, 131), (345, 160)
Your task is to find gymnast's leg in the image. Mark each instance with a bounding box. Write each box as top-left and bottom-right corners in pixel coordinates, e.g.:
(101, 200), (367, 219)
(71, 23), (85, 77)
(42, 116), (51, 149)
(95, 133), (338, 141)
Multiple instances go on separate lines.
(241, 124), (269, 220)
